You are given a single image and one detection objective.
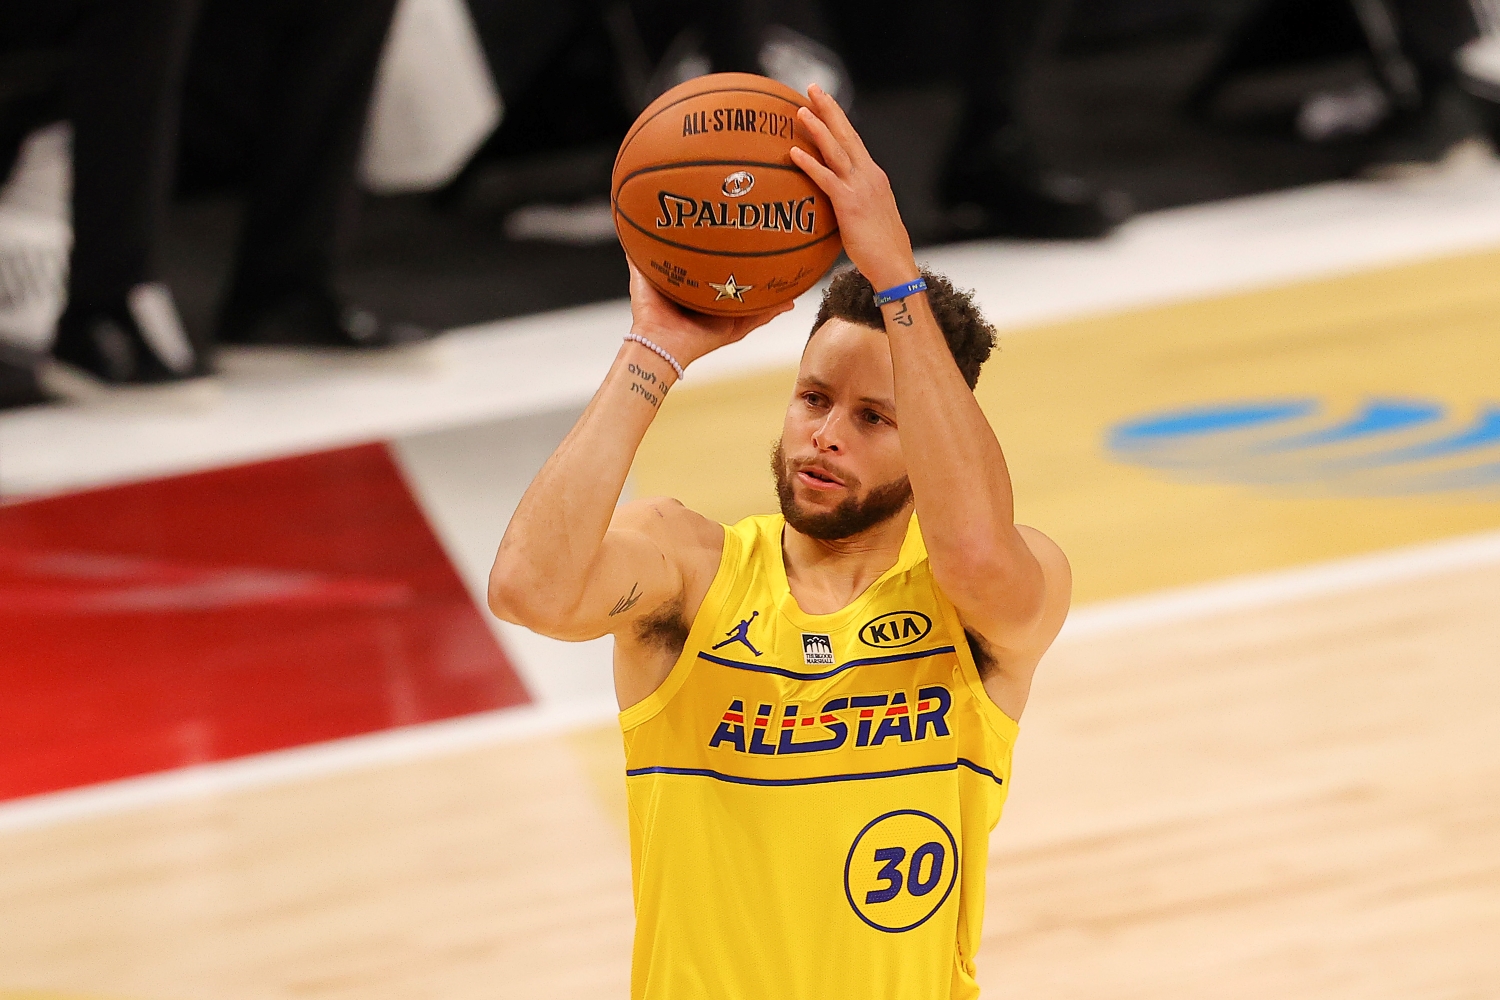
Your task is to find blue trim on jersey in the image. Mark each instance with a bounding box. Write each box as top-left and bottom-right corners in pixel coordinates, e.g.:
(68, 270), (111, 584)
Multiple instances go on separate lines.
(625, 757), (1003, 787)
(698, 644), (957, 681)
(955, 757), (1005, 785)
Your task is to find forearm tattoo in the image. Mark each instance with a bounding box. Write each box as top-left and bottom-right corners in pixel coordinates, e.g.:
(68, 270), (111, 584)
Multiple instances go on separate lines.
(627, 362), (668, 408)
(887, 299), (914, 327)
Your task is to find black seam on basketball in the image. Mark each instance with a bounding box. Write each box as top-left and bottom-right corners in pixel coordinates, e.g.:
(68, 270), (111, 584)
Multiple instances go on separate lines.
(618, 88), (808, 157)
(613, 205), (840, 258)
(616, 159), (810, 188)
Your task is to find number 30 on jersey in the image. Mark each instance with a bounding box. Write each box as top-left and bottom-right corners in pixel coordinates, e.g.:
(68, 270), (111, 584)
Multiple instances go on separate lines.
(843, 809), (960, 932)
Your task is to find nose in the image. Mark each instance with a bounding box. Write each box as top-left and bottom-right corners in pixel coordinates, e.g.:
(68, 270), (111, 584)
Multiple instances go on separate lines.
(812, 410), (844, 453)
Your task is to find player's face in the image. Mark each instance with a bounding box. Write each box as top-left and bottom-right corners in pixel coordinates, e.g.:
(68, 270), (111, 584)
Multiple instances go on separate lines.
(773, 319), (912, 540)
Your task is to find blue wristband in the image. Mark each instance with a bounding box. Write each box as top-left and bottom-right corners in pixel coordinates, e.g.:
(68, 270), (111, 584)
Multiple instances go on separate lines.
(872, 277), (927, 306)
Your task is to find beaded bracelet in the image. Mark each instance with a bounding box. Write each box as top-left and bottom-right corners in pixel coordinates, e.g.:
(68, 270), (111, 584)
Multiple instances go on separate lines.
(624, 333), (685, 381)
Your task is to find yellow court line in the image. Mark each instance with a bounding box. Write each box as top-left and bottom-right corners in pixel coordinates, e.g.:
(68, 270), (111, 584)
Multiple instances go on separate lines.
(633, 249), (1500, 603)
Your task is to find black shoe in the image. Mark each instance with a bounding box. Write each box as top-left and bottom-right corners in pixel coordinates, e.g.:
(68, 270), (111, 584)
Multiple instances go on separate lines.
(0, 341), (49, 409)
(51, 283), (207, 384)
(1357, 81), (1490, 177)
(1458, 36), (1500, 148)
(218, 289), (436, 349)
(941, 129), (1131, 240)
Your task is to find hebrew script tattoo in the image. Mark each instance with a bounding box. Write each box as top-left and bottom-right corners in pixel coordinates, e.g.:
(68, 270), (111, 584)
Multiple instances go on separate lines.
(627, 362), (666, 408)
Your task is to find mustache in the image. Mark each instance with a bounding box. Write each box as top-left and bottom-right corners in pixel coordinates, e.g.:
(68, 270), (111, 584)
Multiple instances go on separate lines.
(786, 456), (855, 487)
(770, 438), (913, 541)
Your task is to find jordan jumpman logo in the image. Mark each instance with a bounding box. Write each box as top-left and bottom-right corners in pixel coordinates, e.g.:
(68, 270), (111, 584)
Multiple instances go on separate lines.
(711, 610), (763, 656)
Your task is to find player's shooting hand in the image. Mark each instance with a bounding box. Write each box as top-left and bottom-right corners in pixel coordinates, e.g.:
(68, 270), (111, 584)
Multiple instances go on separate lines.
(790, 85), (918, 291)
(627, 262), (792, 371)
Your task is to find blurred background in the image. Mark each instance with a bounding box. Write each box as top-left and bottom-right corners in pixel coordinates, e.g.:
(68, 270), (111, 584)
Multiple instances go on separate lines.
(3, 0), (1498, 372)
(2, 1), (1499, 997)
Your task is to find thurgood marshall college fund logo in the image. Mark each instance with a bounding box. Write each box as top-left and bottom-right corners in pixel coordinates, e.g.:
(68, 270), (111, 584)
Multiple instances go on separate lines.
(802, 632), (833, 666)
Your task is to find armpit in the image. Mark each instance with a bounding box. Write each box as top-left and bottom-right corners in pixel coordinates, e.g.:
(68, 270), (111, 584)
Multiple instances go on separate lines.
(965, 628), (999, 679)
(635, 597), (690, 657)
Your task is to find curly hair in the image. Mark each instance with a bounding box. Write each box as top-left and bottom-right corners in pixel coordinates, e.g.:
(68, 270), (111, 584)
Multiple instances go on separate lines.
(810, 268), (995, 389)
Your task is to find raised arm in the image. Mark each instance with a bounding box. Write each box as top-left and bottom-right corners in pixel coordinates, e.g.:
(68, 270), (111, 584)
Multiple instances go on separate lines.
(790, 86), (1070, 713)
(488, 266), (790, 647)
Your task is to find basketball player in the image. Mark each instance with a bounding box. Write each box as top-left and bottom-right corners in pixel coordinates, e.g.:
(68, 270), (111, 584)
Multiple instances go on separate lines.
(489, 84), (1070, 999)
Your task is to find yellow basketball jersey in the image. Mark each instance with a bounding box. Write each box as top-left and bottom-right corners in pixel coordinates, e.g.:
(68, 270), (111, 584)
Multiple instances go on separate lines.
(620, 513), (1019, 1000)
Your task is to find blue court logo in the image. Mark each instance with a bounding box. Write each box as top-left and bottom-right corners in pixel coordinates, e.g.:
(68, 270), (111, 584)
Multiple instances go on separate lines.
(844, 809), (959, 933)
(1107, 397), (1500, 497)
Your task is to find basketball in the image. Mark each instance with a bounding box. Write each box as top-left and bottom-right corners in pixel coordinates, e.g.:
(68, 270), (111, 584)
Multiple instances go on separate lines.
(612, 73), (843, 316)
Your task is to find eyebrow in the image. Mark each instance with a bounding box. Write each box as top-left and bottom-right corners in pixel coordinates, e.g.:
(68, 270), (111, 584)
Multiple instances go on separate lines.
(798, 375), (895, 413)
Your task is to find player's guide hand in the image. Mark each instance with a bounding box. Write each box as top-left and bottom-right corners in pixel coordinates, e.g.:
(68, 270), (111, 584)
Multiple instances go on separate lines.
(790, 84), (920, 294)
(627, 261), (793, 372)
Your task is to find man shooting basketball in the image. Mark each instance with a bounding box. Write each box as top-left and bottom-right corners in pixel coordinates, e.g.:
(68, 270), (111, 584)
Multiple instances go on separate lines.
(489, 85), (1071, 1000)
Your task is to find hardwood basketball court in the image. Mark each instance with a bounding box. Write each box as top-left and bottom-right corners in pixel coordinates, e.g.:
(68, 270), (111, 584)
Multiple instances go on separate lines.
(1, 547), (1496, 999)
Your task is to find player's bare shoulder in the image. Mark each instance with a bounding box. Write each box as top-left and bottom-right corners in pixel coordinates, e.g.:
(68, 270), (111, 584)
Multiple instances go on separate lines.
(609, 497), (724, 707)
(972, 525), (1071, 719)
(608, 498), (722, 636)
(612, 496), (723, 571)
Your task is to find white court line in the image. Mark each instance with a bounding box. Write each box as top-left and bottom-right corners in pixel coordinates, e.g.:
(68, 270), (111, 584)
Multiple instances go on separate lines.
(1058, 527), (1500, 642)
(0, 699), (621, 836)
(2, 528), (1499, 835)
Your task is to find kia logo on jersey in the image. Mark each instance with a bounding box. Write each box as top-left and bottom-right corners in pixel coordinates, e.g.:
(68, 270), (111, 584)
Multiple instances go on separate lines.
(859, 611), (932, 649)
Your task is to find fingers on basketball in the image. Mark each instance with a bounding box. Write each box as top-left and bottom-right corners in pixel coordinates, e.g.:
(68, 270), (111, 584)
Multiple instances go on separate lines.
(795, 105), (852, 175)
(807, 84), (870, 161)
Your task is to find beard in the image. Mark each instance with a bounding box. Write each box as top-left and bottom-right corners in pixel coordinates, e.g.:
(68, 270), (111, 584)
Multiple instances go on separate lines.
(770, 439), (913, 541)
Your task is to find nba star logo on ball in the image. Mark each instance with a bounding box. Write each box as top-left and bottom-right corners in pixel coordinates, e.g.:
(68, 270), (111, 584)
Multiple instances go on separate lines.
(612, 73), (843, 316)
(708, 274), (753, 302)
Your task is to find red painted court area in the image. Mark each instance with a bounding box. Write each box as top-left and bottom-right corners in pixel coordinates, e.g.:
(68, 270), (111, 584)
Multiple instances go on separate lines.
(0, 443), (528, 802)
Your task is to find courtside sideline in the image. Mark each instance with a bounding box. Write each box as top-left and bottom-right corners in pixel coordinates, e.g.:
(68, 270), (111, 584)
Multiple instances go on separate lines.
(5, 164), (1500, 499)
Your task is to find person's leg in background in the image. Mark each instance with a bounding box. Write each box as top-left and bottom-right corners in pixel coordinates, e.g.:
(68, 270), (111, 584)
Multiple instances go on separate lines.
(704, 0), (852, 103)
(468, 0), (586, 114)
(0, 5), (74, 182)
(185, 0), (429, 348)
(51, 0), (206, 385)
(1456, 1), (1500, 138)
(1348, 0), (1492, 170)
(617, 0), (852, 108)
(941, 0), (1131, 239)
(0, 5), (72, 408)
(1390, 0), (1481, 87)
